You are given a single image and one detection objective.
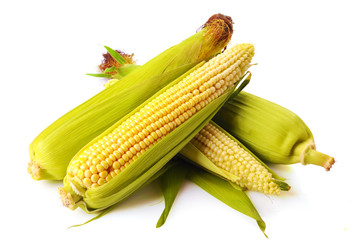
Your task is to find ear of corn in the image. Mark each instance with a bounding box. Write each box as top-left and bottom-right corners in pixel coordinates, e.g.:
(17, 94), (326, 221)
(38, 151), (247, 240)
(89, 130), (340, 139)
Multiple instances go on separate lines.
(28, 14), (234, 181)
(180, 121), (290, 195)
(213, 92), (335, 171)
(58, 43), (255, 212)
(101, 54), (287, 195)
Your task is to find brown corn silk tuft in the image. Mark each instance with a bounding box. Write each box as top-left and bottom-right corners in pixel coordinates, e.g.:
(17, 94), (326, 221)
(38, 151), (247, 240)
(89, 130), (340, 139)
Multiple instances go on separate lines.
(98, 50), (135, 73)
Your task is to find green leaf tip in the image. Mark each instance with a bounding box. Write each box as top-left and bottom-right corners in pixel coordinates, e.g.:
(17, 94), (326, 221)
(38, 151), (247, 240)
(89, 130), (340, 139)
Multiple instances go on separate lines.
(104, 46), (126, 65)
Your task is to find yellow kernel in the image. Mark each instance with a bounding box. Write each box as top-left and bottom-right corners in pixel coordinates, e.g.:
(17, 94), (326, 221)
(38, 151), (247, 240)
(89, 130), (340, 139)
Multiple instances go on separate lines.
(105, 175), (112, 182)
(110, 171), (117, 178)
(128, 137), (136, 145)
(83, 178), (92, 187)
(96, 164), (104, 172)
(119, 158), (125, 166)
(106, 158), (113, 166)
(91, 183), (99, 188)
(92, 158), (100, 165)
(84, 169), (92, 178)
(99, 171), (108, 179)
(97, 154), (106, 161)
(80, 163), (88, 171)
(134, 144), (141, 152)
(77, 170), (84, 178)
(100, 160), (109, 169)
(122, 154), (130, 162)
(114, 169), (121, 175)
(113, 150), (121, 159)
(91, 174), (99, 183)
(151, 132), (158, 140)
(90, 166), (97, 174)
(113, 161), (120, 169)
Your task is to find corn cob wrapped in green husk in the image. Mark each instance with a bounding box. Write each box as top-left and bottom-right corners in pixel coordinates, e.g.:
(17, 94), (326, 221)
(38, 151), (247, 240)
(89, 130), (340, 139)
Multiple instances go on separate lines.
(213, 92), (335, 170)
(28, 13), (234, 181)
(58, 43), (255, 212)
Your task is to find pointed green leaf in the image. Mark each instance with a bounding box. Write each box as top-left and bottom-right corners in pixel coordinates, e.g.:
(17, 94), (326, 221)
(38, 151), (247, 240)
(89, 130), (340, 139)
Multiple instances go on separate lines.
(86, 73), (113, 78)
(187, 165), (267, 236)
(103, 66), (116, 73)
(156, 160), (188, 228)
(104, 46), (126, 64)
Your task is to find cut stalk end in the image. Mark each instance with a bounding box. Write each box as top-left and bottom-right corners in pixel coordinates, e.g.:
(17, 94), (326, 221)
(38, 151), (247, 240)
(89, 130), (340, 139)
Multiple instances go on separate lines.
(58, 187), (77, 210)
(302, 146), (335, 171)
(27, 160), (41, 180)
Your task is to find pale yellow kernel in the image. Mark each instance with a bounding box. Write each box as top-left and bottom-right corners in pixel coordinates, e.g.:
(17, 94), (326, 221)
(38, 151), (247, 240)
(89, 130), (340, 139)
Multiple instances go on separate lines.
(80, 163), (88, 171)
(83, 178), (92, 187)
(84, 169), (92, 178)
(77, 170), (84, 179)
(91, 183), (99, 188)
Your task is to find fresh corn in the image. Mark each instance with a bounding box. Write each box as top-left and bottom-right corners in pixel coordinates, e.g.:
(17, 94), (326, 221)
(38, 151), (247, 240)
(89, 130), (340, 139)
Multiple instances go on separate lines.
(28, 14), (233, 181)
(181, 121), (289, 195)
(59, 43), (255, 211)
(213, 92), (335, 170)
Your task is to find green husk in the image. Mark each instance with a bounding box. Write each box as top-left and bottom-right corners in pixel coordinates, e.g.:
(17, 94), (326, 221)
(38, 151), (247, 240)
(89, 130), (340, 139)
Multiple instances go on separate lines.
(156, 159), (188, 228)
(187, 164), (267, 237)
(213, 92), (335, 170)
(28, 13), (234, 181)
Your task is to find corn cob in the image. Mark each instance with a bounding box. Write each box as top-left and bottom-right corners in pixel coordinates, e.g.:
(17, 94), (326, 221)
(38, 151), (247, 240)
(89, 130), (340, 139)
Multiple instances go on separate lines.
(213, 92), (335, 170)
(28, 13), (233, 181)
(59, 43), (255, 211)
(180, 121), (289, 195)
(101, 53), (289, 195)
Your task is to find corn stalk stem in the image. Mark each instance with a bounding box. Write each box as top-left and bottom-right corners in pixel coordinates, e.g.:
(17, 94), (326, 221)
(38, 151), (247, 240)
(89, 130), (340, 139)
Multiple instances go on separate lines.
(303, 148), (335, 171)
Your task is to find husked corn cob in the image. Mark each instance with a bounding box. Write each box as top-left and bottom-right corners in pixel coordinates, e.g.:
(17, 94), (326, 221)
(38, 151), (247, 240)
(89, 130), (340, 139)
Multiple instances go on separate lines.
(190, 123), (286, 195)
(67, 43), (254, 190)
(100, 51), (286, 195)
(213, 92), (335, 170)
(28, 13), (233, 181)
(59, 43), (255, 211)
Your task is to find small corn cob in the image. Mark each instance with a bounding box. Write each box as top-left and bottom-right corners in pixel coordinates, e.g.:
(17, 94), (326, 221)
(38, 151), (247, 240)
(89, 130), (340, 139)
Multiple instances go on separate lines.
(186, 122), (289, 195)
(213, 92), (335, 170)
(28, 14), (233, 181)
(59, 43), (255, 211)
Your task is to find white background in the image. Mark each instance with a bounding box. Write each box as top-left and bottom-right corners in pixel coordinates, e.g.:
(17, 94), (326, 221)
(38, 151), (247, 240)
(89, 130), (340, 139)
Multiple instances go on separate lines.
(1, 0), (360, 239)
